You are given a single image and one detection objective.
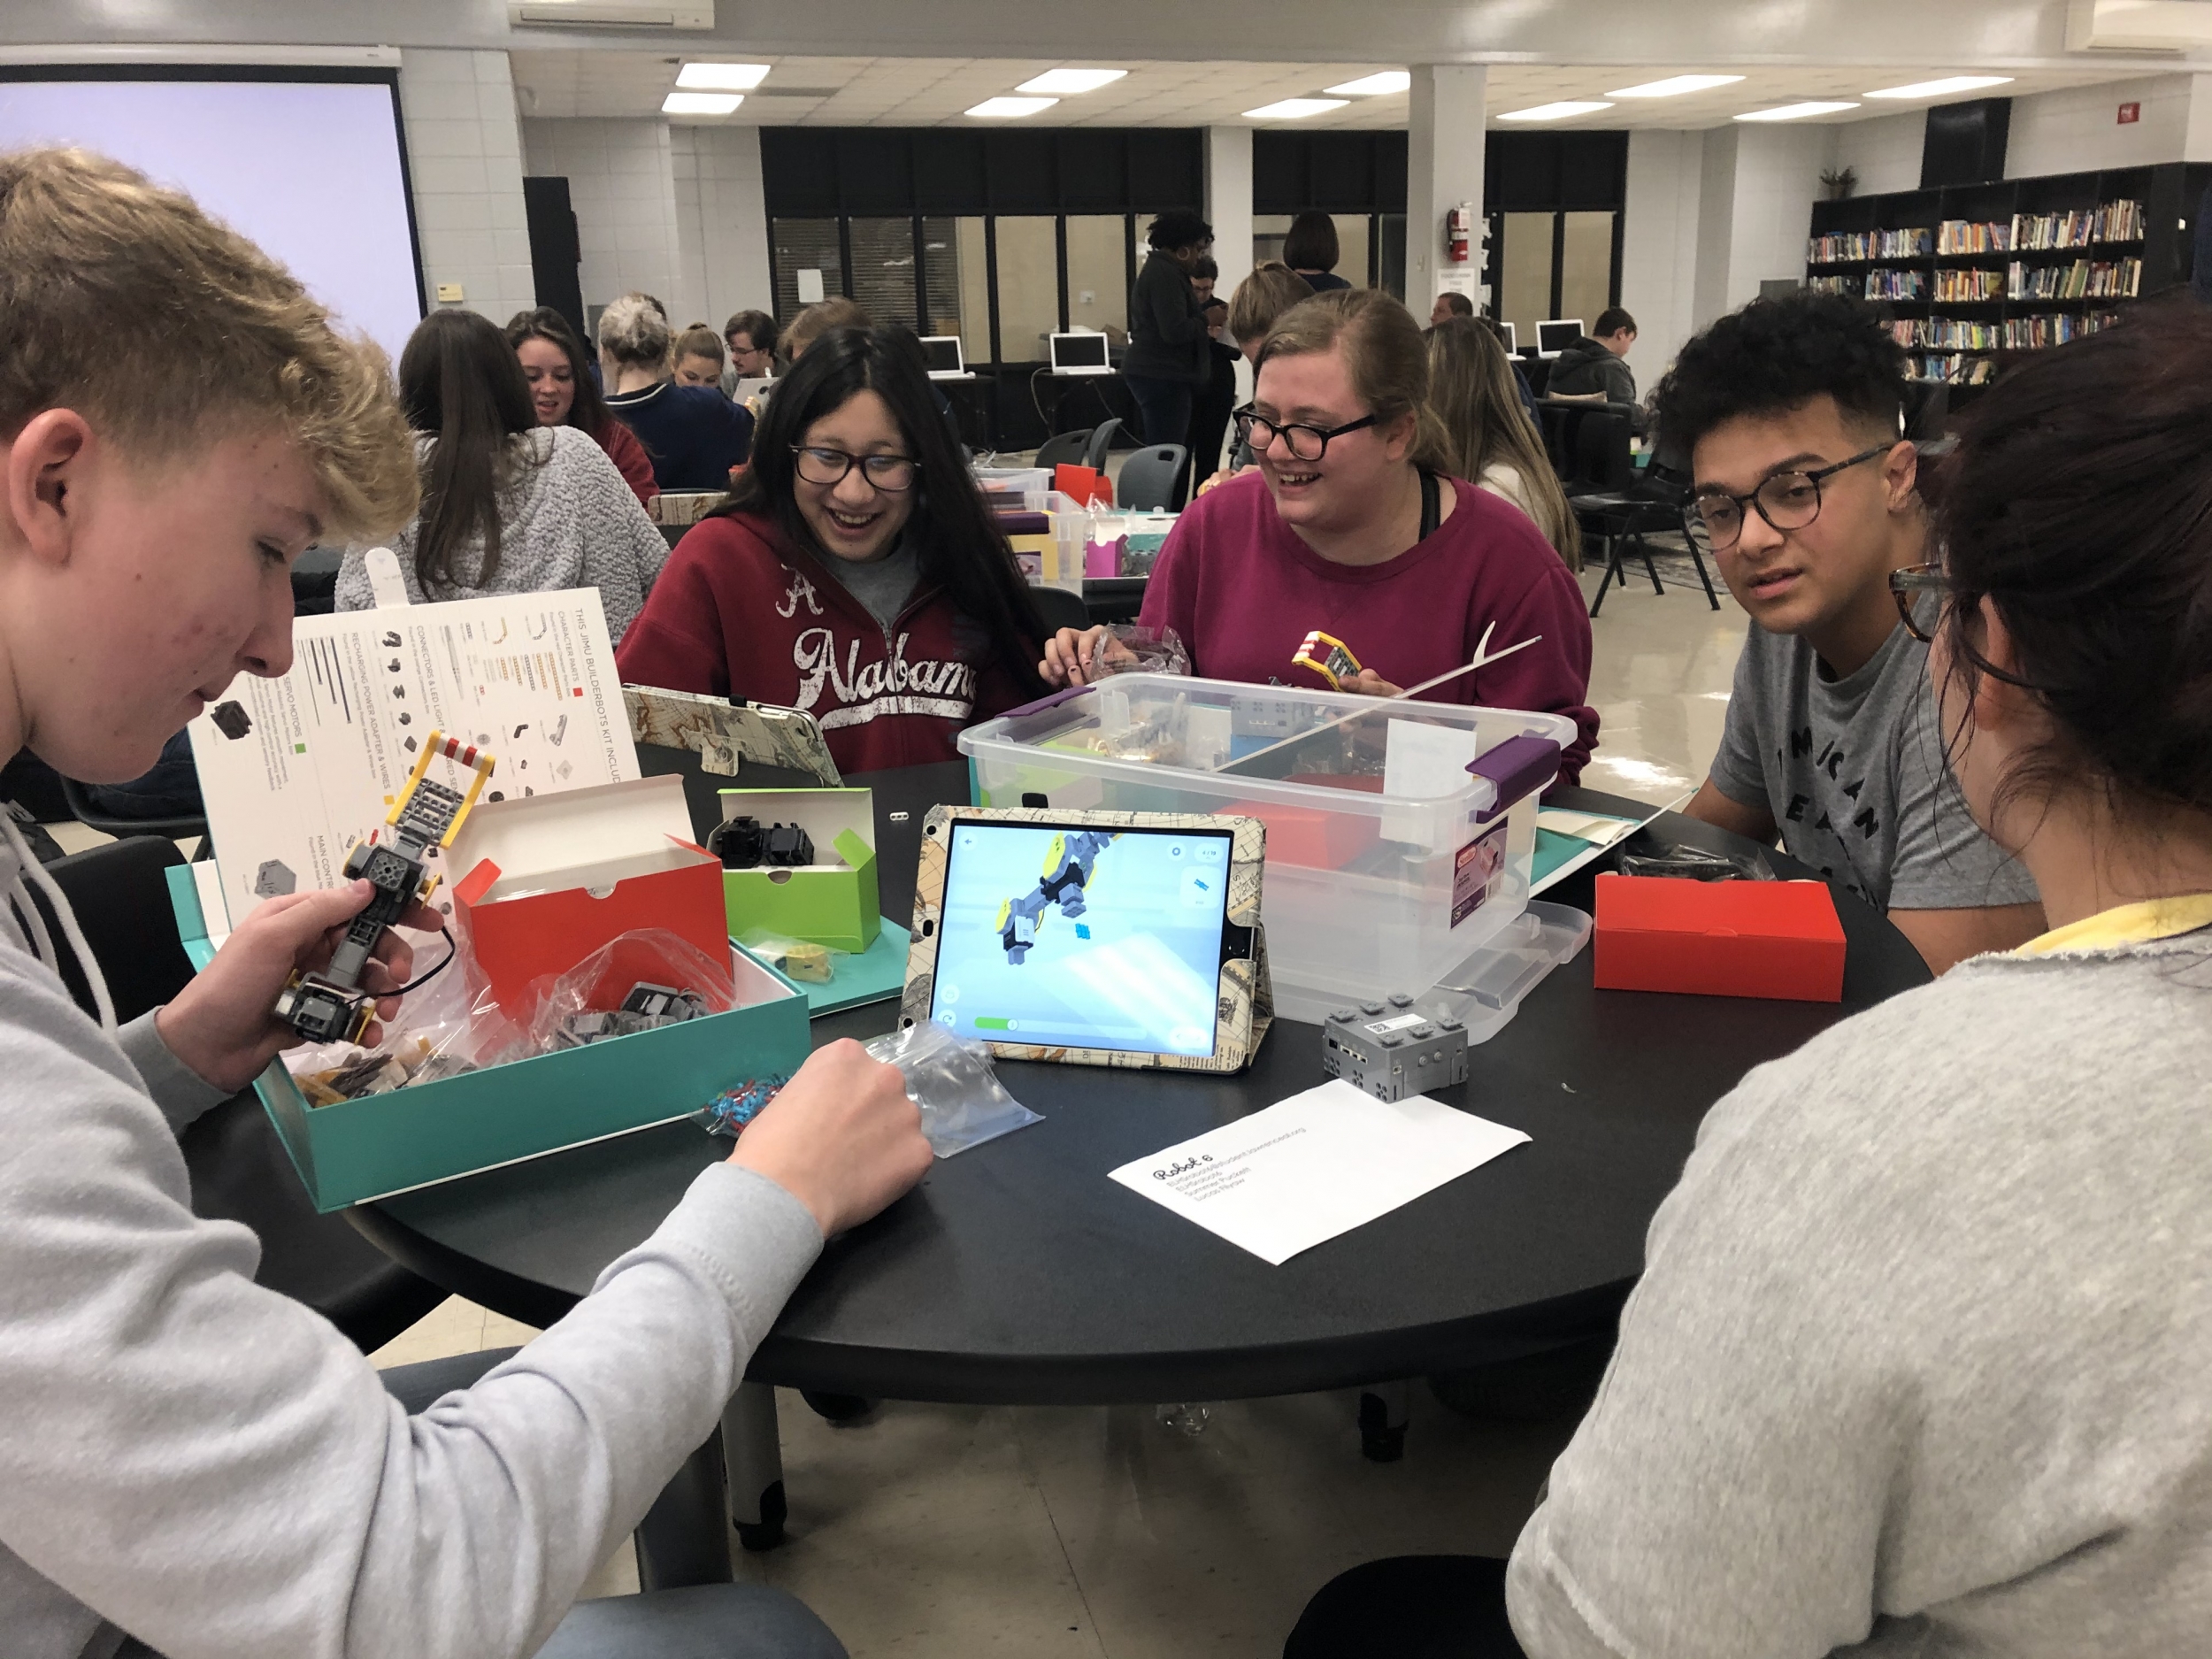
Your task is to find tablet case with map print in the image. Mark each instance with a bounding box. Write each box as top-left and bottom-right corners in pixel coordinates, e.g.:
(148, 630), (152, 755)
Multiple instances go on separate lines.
(900, 805), (1272, 1074)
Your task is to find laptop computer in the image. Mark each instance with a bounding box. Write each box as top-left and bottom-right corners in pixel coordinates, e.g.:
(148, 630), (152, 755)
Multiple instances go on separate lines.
(1536, 319), (1583, 358)
(1049, 332), (1114, 376)
(919, 335), (966, 378)
(1495, 320), (1517, 354)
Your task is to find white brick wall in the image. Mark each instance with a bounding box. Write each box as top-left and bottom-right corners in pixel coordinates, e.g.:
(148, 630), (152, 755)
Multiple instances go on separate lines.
(398, 48), (535, 327)
(2006, 74), (2196, 180)
(520, 118), (687, 329)
(671, 127), (776, 334)
(1831, 110), (1924, 198)
(1619, 128), (1703, 380)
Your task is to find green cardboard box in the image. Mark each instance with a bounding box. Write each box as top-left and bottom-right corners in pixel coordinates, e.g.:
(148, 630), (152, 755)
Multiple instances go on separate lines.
(166, 865), (812, 1213)
(718, 787), (881, 953)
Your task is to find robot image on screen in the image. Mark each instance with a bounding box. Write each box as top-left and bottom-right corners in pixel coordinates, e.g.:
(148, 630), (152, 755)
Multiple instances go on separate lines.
(931, 824), (1234, 1057)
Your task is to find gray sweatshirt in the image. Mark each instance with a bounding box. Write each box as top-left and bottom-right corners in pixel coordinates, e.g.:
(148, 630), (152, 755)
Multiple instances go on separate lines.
(0, 833), (822, 1659)
(334, 426), (668, 643)
(1509, 931), (2212, 1656)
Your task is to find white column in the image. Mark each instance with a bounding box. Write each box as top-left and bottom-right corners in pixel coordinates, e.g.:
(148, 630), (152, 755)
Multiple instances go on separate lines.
(398, 48), (536, 325)
(1404, 64), (1487, 316)
(1619, 129), (1704, 380)
(1205, 125), (1255, 402)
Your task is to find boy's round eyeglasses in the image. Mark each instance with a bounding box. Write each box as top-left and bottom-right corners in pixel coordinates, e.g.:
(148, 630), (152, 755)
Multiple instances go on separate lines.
(1683, 442), (1893, 553)
(792, 447), (919, 491)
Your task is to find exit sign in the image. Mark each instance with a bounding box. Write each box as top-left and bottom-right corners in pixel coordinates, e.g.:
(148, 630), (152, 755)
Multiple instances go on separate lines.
(2118, 101), (2141, 124)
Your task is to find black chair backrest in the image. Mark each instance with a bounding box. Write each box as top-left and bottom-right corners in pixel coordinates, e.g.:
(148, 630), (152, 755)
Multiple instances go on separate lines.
(1083, 417), (1125, 472)
(27, 836), (196, 1024)
(1033, 428), (1094, 471)
(1028, 582), (1094, 636)
(1117, 443), (1187, 511)
(1520, 354), (1554, 397)
(1570, 411), (1633, 495)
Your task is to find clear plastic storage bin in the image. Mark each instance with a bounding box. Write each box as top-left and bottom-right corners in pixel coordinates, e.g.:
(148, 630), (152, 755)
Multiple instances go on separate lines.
(959, 674), (1577, 1021)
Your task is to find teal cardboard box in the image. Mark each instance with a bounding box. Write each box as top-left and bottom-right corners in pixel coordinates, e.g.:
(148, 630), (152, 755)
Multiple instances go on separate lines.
(718, 787), (881, 954)
(167, 865), (812, 1213)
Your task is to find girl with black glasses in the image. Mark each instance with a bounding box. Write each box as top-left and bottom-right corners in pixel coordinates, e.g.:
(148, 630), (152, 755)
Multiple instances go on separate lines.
(618, 326), (1046, 772)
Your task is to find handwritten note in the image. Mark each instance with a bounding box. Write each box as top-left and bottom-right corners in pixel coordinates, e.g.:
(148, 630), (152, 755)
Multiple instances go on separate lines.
(1108, 1079), (1531, 1264)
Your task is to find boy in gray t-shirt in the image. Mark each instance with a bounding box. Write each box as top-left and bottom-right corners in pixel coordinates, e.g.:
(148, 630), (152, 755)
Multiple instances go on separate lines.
(1660, 292), (2040, 971)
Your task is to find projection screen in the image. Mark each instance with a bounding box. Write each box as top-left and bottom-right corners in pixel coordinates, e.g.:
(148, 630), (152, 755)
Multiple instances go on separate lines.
(0, 66), (426, 365)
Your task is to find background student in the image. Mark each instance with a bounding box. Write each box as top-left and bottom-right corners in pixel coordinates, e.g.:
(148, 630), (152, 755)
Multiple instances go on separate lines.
(1544, 306), (1641, 421)
(1663, 290), (2041, 971)
(1289, 300), (2212, 1659)
(1430, 290), (1475, 326)
(0, 144), (930, 1659)
(1042, 289), (1599, 783)
(336, 309), (669, 642)
(723, 306), (777, 388)
(597, 294), (754, 492)
(1426, 316), (1581, 571)
(616, 326), (1045, 773)
(1283, 210), (1352, 292)
(672, 322), (727, 390)
(1187, 254), (1239, 478)
(780, 297), (871, 365)
(1194, 260), (1312, 490)
(506, 306), (657, 504)
(1122, 210), (1216, 472)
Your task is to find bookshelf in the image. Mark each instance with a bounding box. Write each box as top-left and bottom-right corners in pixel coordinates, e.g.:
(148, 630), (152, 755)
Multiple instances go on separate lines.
(1804, 162), (2212, 390)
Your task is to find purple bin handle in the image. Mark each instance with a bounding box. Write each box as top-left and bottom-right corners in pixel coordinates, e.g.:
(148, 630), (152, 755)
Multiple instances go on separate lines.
(1466, 734), (1562, 823)
(997, 684), (1092, 721)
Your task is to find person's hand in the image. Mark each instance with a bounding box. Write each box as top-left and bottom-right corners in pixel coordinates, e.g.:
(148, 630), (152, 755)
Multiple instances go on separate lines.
(1194, 466), (1234, 496)
(1344, 668), (1403, 697)
(729, 1039), (933, 1237)
(154, 879), (437, 1094)
(1040, 625), (1111, 687)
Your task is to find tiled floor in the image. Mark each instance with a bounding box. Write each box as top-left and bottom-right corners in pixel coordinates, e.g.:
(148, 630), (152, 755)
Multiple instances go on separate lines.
(360, 563), (1749, 1655)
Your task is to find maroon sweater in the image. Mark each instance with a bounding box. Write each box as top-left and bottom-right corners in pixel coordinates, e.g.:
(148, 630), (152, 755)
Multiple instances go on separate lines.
(615, 511), (1038, 775)
(1139, 471), (1599, 782)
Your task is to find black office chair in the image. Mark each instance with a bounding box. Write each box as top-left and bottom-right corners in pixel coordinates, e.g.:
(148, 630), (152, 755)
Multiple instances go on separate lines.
(1028, 583), (1094, 637)
(1032, 427), (1094, 471)
(291, 548), (342, 618)
(58, 774), (211, 856)
(1568, 414), (1717, 618)
(1116, 443), (1188, 512)
(1081, 417), (1125, 472)
(26, 836), (449, 1354)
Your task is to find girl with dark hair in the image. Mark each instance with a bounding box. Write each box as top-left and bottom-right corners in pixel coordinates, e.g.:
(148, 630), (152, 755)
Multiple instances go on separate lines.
(1283, 211), (1351, 292)
(1123, 209), (1215, 468)
(504, 306), (657, 503)
(616, 325), (1047, 772)
(335, 309), (668, 641)
(1290, 302), (2212, 1658)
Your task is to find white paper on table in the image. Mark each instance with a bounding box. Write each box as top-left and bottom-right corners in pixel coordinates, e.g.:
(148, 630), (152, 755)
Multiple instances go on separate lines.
(1108, 1079), (1531, 1265)
(186, 588), (637, 934)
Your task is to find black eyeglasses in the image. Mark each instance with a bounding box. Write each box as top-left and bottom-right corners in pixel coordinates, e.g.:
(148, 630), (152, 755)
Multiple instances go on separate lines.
(791, 446), (919, 492)
(1685, 442), (1895, 553)
(1232, 406), (1379, 463)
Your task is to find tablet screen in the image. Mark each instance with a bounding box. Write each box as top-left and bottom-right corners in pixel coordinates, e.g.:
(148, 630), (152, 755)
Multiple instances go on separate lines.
(931, 823), (1233, 1056)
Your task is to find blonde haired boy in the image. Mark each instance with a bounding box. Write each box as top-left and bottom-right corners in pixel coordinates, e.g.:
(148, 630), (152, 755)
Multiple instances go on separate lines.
(0, 149), (927, 1659)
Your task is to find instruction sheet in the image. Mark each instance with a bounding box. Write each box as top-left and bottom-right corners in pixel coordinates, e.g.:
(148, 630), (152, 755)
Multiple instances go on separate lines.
(187, 589), (636, 934)
(1108, 1079), (1530, 1264)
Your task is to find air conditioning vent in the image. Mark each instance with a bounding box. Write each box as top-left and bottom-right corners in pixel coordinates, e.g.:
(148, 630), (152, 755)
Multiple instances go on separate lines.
(509, 0), (715, 29)
(2066, 0), (2212, 51)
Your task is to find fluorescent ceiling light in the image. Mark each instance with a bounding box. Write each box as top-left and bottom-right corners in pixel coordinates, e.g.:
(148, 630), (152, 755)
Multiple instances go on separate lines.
(966, 96), (1058, 118)
(1607, 73), (1745, 98)
(1244, 97), (1350, 120)
(1498, 100), (1614, 121)
(1325, 71), (1411, 96)
(676, 62), (768, 90)
(1863, 75), (2014, 99)
(1735, 101), (1860, 121)
(1017, 67), (1127, 95)
(663, 90), (742, 114)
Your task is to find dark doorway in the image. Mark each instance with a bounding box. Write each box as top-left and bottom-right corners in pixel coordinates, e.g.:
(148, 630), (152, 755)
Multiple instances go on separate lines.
(523, 175), (584, 337)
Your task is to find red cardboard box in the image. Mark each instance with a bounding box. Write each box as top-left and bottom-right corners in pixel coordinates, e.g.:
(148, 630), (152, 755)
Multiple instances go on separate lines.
(1053, 463), (1112, 506)
(448, 773), (729, 1013)
(1592, 873), (1846, 1002)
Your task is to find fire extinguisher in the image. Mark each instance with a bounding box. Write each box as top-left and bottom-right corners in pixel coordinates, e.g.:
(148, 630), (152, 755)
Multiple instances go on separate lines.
(1445, 203), (1471, 265)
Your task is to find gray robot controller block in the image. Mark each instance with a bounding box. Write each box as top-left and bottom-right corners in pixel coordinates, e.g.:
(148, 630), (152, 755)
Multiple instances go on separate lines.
(1322, 995), (1469, 1102)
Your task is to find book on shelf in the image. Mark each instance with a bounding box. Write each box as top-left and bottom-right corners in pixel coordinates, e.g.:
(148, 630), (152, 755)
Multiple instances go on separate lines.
(1932, 267), (2004, 302)
(2005, 257), (2141, 300)
(1937, 219), (2012, 254)
(2009, 200), (2145, 251)
(1807, 227), (1932, 264)
(1865, 267), (1927, 300)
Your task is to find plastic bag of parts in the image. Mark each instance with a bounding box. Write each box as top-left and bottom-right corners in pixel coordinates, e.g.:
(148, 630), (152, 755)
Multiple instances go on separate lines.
(522, 928), (739, 1055)
(695, 1020), (1041, 1158)
(282, 922), (488, 1103)
(1617, 841), (1777, 883)
(866, 1020), (1041, 1158)
(735, 927), (849, 986)
(1089, 623), (1190, 681)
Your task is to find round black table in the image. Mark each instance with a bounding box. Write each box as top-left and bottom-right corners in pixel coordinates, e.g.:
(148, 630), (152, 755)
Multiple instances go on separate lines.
(359, 760), (1930, 1405)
